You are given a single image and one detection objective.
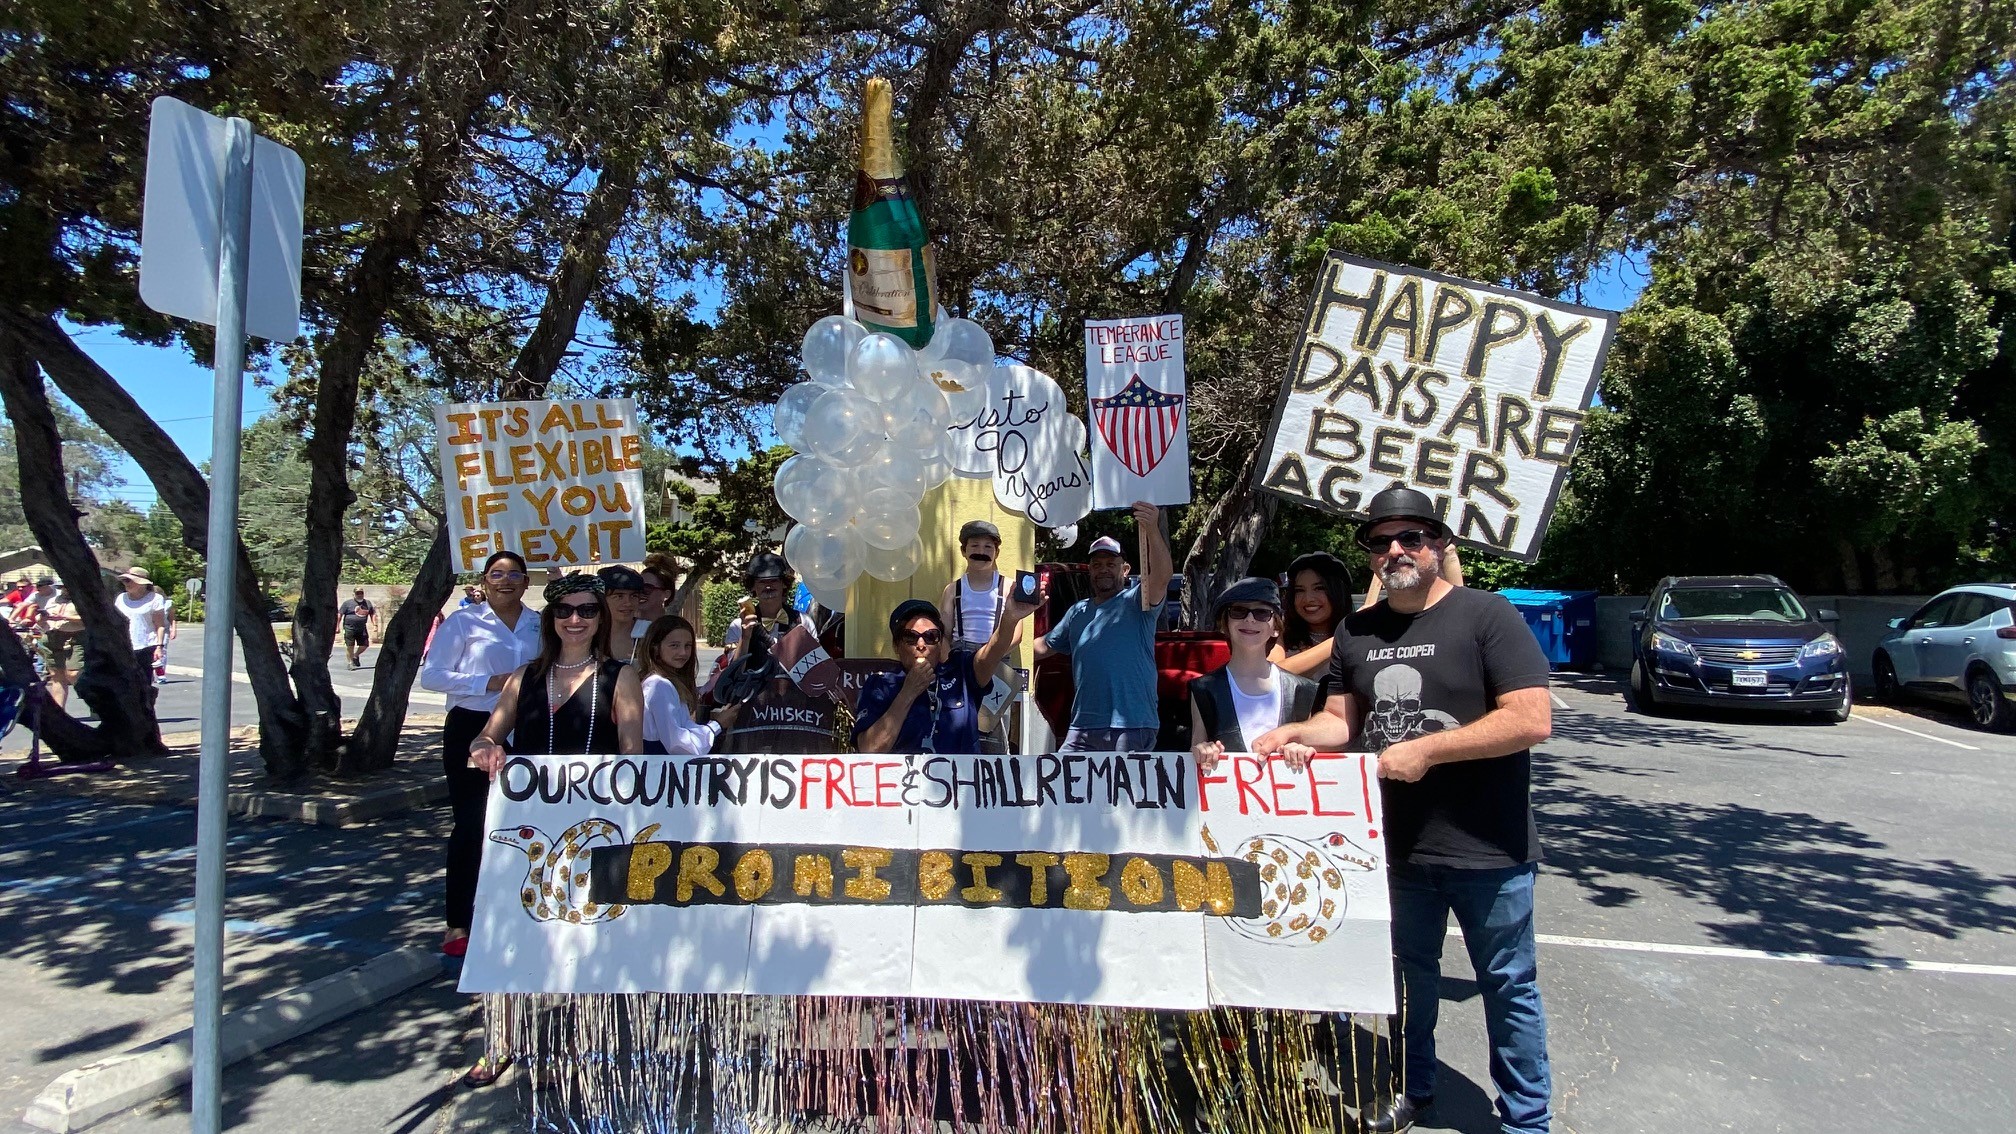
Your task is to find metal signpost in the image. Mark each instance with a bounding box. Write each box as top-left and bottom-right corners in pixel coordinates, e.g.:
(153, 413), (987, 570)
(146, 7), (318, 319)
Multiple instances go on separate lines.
(138, 96), (303, 1134)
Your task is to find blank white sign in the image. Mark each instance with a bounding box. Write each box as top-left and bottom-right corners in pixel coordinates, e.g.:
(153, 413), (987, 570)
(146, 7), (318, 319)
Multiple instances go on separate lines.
(139, 96), (305, 343)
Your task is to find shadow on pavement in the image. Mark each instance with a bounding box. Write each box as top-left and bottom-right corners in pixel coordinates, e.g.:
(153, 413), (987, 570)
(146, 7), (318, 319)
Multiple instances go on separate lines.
(1531, 756), (2016, 956)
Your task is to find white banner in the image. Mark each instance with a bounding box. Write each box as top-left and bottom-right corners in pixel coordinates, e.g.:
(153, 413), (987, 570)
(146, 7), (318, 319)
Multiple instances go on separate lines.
(1085, 315), (1191, 509)
(1255, 254), (1616, 562)
(461, 751), (1393, 1013)
(435, 399), (648, 572)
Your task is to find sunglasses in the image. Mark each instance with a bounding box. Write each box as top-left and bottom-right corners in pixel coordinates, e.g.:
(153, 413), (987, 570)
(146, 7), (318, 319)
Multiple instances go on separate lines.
(485, 570), (527, 583)
(1224, 604), (1278, 623)
(554, 601), (604, 621)
(1358, 528), (1437, 553)
(896, 629), (944, 646)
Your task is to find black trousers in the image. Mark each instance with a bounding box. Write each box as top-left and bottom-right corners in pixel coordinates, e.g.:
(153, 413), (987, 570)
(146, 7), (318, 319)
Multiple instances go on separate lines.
(442, 706), (493, 931)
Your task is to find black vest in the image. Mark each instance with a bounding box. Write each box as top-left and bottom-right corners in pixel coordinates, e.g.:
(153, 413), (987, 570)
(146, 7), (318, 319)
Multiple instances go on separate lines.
(1188, 667), (1318, 752)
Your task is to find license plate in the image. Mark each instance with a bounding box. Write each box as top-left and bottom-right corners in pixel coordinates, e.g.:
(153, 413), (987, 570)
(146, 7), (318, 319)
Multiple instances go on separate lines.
(1732, 670), (1768, 688)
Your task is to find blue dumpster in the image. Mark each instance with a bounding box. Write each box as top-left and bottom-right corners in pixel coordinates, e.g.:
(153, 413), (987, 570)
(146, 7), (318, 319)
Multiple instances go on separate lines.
(1497, 588), (1599, 669)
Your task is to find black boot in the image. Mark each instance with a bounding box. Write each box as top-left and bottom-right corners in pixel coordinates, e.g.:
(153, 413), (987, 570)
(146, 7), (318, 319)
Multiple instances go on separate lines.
(1357, 1094), (1431, 1133)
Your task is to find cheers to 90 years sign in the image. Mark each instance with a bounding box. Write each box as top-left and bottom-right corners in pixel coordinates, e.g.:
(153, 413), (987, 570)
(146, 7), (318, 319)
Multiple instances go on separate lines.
(462, 751), (1395, 1014)
(1255, 253), (1617, 561)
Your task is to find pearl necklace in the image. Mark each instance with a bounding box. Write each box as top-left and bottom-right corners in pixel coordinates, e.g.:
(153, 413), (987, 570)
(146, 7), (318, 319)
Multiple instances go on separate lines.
(547, 656), (598, 754)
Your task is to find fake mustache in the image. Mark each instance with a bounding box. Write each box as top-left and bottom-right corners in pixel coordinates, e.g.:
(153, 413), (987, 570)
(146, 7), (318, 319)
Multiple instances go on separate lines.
(968, 553), (993, 563)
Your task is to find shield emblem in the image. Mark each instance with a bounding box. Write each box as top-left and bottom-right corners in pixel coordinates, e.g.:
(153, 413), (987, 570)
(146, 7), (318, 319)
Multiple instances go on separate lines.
(1090, 375), (1185, 478)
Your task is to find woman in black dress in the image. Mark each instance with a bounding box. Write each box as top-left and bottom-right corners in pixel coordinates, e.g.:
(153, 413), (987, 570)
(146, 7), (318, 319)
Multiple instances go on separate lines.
(470, 573), (646, 767)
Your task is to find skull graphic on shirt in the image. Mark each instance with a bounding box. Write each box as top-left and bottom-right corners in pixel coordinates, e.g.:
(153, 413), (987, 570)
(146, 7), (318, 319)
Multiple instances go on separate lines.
(1362, 664), (1461, 752)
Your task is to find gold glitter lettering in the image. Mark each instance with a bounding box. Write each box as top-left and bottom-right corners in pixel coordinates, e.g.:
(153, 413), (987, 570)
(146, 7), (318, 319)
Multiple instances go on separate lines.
(961, 852), (1005, 902)
(1202, 860), (1237, 914)
(918, 851), (955, 900)
(842, 847), (894, 901)
(794, 853), (834, 898)
(733, 849), (775, 902)
(626, 843), (672, 901)
(1061, 853), (1112, 911)
(676, 845), (725, 902)
(1119, 857), (1163, 906)
(1173, 859), (1237, 914)
(1015, 852), (1060, 905)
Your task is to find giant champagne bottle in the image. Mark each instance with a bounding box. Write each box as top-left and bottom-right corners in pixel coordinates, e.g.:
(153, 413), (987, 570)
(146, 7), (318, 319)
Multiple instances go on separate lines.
(848, 78), (937, 348)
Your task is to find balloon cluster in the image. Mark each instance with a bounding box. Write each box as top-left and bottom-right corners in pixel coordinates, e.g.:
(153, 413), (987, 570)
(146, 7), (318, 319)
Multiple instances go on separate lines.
(771, 314), (997, 605)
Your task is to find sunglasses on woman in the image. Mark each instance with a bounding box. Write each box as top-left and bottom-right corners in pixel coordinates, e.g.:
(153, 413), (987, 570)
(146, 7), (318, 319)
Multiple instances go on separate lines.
(1357, 527), (1436, 553)
(555, 601), (604, 621)
(896, 629), (944, 646)
(486, 570), (527, 583)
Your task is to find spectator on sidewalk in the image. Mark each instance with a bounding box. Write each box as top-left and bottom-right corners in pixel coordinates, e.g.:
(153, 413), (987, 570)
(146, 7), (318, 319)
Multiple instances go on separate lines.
(420, 552), (540, 960)
(115, 568), (167, 709)
(153, 585), (177, 685)
(36, 583), (83, 711)
(1030, 501), (1172, 752)
(340, 588), (379, 669)
(9, 577), (54, 630)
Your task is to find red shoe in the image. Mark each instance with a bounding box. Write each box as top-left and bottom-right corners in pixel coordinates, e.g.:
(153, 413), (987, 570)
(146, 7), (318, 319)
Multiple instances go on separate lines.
(442, 935), (469, 958)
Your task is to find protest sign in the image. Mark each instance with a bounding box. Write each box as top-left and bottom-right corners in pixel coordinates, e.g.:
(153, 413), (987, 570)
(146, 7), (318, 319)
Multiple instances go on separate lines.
(435, 399), (648, 572)
(462, 750), (1393, 1013)
(1254, 254), (1616, 561)
(1085, 315), (1191, 509)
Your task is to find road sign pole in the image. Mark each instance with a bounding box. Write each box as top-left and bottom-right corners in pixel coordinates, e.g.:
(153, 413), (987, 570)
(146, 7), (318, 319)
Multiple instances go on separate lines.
(192, 115), (254, 1134)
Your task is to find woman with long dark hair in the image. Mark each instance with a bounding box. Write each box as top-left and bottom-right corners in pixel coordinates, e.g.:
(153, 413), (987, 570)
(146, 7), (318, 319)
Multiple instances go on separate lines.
(469, 574), (645, 770)
(1269, 551), (1354, 679)
(419, 551), (540, 960)
(638, 614), (738, 755)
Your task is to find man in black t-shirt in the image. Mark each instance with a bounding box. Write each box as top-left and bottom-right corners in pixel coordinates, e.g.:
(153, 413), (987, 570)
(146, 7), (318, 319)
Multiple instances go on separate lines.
(339, 588), (379, 669)
(1254, 487), (1554, 1134)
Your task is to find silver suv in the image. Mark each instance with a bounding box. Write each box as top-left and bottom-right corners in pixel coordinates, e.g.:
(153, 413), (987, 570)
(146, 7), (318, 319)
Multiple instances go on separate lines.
(1872, 584), (2016, 731)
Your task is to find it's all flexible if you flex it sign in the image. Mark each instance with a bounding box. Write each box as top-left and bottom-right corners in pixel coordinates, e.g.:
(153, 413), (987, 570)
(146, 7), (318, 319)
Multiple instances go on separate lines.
(1255, 253), (1617, 562)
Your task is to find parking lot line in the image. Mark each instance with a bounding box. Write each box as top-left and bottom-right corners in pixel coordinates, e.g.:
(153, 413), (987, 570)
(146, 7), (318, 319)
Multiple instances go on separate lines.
(1849, 712), (1980, 751)
(1462, 927), (2016, 978)
(1549, 691), (1570, 711)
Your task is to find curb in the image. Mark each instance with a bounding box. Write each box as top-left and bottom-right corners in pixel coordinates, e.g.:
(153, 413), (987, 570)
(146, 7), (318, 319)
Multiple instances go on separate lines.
(23, 948), (442, 1133)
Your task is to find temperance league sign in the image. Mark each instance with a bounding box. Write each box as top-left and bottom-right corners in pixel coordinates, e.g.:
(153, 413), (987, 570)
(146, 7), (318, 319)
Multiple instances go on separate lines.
(1255, 253), (1617, 561)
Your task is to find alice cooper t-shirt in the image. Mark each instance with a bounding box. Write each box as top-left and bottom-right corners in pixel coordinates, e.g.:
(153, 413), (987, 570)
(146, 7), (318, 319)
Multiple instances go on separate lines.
(1327, 586), (1551, 869)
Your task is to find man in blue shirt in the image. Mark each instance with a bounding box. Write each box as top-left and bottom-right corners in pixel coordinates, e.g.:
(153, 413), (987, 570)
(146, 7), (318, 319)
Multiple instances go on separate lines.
(855, 592), (1039, 754)
(1034, 501), (1173, 752)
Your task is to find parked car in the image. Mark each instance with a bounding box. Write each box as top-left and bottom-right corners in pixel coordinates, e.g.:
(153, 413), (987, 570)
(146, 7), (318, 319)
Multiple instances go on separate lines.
(1871, 584), (2016, 731)
(1628, 575), (1850, 722)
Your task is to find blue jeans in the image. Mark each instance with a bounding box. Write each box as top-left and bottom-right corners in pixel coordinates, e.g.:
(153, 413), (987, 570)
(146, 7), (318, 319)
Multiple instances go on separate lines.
(1390, 861), (1551, 1134)
(1059, 726), (1159, 753)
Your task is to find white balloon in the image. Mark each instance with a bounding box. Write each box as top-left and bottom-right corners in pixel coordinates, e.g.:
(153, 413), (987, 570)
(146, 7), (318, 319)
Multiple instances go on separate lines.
(848, 333), (921, 403)
(929, 317), (995, 368)
(856, 487), (922, 551)
(801, 316), (866, 386)
(806, 579), (851, 613)
(771, 381), (826, 451)
(1059, 411), (1088, 458)
(793, 524), (865, 586)
(800, 388), (880, 468)
(925, 357), (990, 425)
(864, 536), (925, 583)
(777, 459), (856, 528)
(1051, 523), (1079, 548)
(860, 448), (929, 501)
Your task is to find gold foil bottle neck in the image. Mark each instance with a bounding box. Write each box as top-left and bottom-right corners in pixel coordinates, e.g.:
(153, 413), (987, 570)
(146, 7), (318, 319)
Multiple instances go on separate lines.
(859, 77), (903, 180)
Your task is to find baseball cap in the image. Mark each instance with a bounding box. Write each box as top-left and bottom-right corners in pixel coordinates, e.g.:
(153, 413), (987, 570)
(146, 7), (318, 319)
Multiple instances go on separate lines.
(1087, 536), (1125, 558)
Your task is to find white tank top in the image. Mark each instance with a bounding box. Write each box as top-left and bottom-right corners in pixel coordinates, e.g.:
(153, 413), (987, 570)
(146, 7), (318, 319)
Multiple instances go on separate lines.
(956, 575), (1003, 646)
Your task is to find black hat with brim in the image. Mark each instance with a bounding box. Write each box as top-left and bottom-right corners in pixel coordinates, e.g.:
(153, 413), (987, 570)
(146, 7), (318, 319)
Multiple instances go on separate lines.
(1358, 486), (1448, 541)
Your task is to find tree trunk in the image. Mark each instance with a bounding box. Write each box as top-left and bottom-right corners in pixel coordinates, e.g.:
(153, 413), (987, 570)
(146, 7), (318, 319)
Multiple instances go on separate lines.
(7, 310), (310, 775)
(335, 524), (453, 775)
(1180, 446), (1278, 629)
(669, 561), (714, 631)
(0, 334), (164, 758)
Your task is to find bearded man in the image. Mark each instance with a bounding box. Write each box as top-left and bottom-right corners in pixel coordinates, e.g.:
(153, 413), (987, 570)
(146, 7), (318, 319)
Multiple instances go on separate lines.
(1253, 486), (1556, 1134)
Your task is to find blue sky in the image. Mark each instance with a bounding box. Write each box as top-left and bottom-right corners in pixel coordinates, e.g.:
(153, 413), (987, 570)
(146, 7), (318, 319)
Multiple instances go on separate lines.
(66, 248), (1650, 500)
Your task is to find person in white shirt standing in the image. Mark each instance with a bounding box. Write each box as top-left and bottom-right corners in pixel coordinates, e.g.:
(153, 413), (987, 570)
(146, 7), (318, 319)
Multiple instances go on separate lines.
(938, 520), (1021, 753)
(419, 551), (540, 958)
(114, 568), (168, 710)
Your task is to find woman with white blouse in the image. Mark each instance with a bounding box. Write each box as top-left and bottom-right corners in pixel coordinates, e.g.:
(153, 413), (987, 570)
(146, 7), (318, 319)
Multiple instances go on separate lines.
(418, 551), (540, 958)
(638, 615), (737, 755)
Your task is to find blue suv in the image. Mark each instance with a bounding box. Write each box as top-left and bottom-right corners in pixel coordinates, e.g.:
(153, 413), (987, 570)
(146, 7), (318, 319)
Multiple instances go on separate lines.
(1628, 575), (1850, 722)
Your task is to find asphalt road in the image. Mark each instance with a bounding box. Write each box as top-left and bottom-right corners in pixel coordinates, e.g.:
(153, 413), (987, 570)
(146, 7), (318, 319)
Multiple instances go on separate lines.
(1, 673), (2011, 1133)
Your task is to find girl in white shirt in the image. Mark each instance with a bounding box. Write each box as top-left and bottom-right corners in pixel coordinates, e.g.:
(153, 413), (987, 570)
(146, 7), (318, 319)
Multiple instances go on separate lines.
(638, 615), (738, 755)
